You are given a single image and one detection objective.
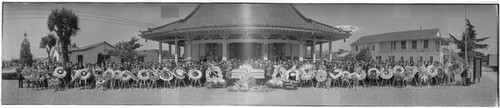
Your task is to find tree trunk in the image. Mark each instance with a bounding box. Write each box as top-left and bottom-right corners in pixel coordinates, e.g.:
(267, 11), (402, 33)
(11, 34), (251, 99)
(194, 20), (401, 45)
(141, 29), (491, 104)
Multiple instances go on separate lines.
(50, 47), (56, 63)
(46, 48), (52, 63)
(61, 38), (70, 63)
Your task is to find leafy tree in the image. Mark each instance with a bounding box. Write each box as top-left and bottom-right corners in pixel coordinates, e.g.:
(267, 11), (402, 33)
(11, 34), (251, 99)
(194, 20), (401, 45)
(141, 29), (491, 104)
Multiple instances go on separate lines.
(19, 32), (33, 66)
(107, 37), (143, 62)
(40, 33), (57, 63)
(11, 59), (19, 64)
(47, 7), (80, 63)
(449, 19), (490, 63)
(71, 43), (78, 48)
(355, 48), (371, 62)
(333, 49), (349, 55)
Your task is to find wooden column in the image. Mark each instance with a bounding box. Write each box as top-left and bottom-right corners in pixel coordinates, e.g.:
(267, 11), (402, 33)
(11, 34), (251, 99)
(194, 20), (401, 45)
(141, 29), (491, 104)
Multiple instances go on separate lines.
(158, 41), (163, 63)
(262, 43), (268, 60)
(329, 39), (333, 61)
(262, 34), (270, 60)
(174, 38), (179, 63)
(221, 34), (229, 61)
(222, 42), (227, 61)
(185, 41), (191, 60)
(299, 42), (305, 61)
(312, 35), (316, 62)
(319, 42), (322, 60)
(169, 44), (172, 59)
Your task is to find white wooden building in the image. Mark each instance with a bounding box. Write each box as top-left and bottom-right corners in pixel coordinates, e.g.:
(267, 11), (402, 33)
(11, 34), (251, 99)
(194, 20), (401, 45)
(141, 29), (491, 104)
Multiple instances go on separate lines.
(351, 29), (448, 63)
(56, 41), (120, 64)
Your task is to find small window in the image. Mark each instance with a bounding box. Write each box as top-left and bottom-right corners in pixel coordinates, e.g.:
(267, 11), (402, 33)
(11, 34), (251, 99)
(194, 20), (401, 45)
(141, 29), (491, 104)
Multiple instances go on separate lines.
(391, 42), (394, 49)
(430, 56), (434, 63)
(401, 56), (404, 61)
(412, 41), (417, 49)
(393, 42), (397, 49)
(77, 55), (83, 64)
(390, 42), (394, 50)
(436, 41), (440, 51)
(138, 56), (144, 62)
(401, 41), (406, 49)
(356, 46), (358, 51)
(372, 45), (375, 50)
(424, 40), (429, 48)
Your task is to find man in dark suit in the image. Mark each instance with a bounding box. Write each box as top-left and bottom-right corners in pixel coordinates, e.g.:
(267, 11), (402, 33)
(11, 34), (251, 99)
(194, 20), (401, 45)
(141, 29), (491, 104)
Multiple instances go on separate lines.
(461, 65), (469, 86)
(16, 64), (24, 88)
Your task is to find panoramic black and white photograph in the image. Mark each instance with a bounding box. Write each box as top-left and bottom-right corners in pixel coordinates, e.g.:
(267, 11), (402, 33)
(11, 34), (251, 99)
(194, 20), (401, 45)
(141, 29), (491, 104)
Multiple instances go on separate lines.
(1, 1), (498, 106)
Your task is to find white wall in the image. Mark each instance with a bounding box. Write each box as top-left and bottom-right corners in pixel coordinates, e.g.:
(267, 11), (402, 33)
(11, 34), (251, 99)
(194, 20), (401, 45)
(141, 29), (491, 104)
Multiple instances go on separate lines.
(68, 44), (119, 64)
(351, 39), (445, 62)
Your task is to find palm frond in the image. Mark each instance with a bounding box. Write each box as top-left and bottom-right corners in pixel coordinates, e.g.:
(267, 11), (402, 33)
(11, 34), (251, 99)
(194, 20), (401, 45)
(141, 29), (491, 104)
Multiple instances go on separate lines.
(474, 37), (490, 42)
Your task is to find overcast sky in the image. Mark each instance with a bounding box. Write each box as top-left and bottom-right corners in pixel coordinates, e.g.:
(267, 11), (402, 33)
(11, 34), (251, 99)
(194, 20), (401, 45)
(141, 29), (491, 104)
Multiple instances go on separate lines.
(2, 3), (498, 60)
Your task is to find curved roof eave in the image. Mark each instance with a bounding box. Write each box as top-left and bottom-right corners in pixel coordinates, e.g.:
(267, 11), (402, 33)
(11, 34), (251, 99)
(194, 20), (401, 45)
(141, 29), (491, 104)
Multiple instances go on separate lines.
(141, 26), (349, 38)
(140, 4), (349, 36)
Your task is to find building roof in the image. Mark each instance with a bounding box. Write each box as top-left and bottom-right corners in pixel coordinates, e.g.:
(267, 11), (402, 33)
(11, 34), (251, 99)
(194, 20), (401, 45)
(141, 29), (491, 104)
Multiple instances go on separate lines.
(55, 41), (115, 53)
(141, 4), (349, 37)
(137, 49), (170, 54)
(71, 41), (115, 53)
(351, 29), (442, 46)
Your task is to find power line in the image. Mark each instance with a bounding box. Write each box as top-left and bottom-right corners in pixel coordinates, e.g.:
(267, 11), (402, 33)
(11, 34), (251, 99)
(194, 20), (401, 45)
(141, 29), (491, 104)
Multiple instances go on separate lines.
(4, 17), (47, 20)
(4, 12), (48, 15)
(4, 12), (152, 28)
(80, 18), (146, 28)
(74, 10), (158, 26)
(80, 14), (151, 27)
(4, 8), (158, 27)
(4, 16), (148, 28)
(5, 12), (154, 27)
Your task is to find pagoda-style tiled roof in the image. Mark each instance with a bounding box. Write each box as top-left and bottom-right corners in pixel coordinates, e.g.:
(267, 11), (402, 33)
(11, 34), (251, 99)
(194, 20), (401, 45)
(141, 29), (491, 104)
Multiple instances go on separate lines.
(141, 4), (350, 40)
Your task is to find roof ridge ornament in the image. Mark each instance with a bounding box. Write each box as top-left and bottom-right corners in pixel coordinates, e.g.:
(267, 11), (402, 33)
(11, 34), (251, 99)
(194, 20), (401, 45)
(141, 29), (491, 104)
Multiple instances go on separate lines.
(220, 34), (230, 39)
(262, 34), (271, 39)
(279, 35), (288, 40)
(200, 35), (208, 40)
(241, 32), (251, 39)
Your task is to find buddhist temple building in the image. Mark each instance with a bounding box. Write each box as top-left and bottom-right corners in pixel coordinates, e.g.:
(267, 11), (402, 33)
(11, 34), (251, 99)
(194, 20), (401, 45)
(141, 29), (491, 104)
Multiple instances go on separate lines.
(139, 4), (352, 62)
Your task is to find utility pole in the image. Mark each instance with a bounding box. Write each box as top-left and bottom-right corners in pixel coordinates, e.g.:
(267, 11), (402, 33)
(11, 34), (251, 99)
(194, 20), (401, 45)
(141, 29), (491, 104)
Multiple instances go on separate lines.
(464, 5), (468, 66)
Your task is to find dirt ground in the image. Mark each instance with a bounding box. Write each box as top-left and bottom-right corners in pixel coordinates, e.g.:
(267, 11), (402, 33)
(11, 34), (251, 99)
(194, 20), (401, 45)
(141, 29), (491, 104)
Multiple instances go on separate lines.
(1, 72), (497, 106)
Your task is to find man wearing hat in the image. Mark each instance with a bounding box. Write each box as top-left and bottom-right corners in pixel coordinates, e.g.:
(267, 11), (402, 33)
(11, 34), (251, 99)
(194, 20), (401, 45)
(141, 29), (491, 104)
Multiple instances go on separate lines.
(466, 65), (472, 86)
(461, 65), (471, 86)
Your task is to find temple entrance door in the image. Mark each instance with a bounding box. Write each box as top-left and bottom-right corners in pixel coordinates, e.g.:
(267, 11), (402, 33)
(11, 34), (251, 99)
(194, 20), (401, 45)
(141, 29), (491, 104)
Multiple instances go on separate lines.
(205, 43), (222, 61)
(229, 42), (262, 60)
(270, 43), (285, 61)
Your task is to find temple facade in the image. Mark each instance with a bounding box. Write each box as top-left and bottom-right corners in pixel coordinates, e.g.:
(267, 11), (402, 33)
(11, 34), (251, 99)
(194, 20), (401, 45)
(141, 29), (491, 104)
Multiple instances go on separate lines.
(140, 4), (352, 62)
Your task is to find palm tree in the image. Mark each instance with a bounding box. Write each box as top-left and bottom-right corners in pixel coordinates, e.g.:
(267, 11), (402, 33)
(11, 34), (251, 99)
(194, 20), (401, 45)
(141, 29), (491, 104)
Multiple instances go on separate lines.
(47, 7), (80, 63)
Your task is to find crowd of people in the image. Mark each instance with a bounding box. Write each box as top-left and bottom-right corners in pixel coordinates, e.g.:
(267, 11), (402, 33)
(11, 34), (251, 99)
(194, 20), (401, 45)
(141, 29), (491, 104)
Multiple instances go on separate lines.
(15, 58), (473, 91)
